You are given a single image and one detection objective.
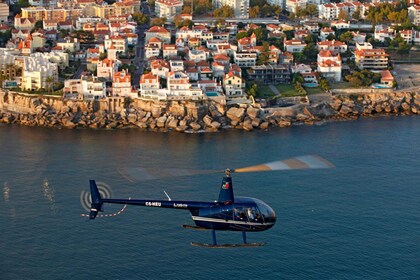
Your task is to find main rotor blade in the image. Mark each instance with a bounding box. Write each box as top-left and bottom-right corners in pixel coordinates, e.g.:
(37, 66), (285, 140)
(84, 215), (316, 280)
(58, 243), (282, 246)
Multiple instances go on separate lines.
(233, 155), (334, 173)
(118, 167), (221, 182)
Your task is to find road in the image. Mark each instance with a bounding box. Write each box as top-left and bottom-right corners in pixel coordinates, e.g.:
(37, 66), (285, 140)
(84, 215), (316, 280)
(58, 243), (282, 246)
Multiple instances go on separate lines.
(132, 2), (151, 87)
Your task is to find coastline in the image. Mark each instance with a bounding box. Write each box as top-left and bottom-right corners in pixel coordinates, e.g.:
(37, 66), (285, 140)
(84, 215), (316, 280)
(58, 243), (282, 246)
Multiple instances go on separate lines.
(0, 90), (419, 132)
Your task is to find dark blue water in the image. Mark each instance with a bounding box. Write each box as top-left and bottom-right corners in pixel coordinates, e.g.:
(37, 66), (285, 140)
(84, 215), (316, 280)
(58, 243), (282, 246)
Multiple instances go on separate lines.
(1, 117), (419, 279)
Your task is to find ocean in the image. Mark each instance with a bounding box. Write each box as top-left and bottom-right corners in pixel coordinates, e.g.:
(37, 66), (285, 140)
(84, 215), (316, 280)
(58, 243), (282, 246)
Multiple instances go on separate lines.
(0, 116), (419, 279)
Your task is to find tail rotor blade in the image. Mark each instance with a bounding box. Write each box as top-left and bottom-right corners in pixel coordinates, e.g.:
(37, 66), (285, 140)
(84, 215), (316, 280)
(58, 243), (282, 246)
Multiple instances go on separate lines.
(234, 155), (334, 173)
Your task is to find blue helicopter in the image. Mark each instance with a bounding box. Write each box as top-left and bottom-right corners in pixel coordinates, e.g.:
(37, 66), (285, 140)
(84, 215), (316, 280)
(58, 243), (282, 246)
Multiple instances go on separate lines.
(87, 155), (334, 248)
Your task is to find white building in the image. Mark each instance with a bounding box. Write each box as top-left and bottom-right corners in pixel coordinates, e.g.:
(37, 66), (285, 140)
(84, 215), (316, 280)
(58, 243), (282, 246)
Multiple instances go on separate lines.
(284, 39), (307, 53)
(286, 0), (307, 13)
(166, 71), (203, 99)
(112, 70), (134, 98)
(317, 50), (341, 82)
(155, 0), (183, 21)
(139, 73), (162, 99)
(0, 3), (9, 23)
(213, 0), (249, 19)
(317, 40), (347, 54)
(64, 76), (106, 100)
(21, 55), (58, 91)
(233, 51), (257, 67)
(408, 5), (420, 26)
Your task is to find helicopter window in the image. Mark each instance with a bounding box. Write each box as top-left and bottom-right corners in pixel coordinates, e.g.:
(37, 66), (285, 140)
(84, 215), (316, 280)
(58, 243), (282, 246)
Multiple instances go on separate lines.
(234, 207), (247, 221)
(247, 207), (263, 223)
(254, 199), (276, 223)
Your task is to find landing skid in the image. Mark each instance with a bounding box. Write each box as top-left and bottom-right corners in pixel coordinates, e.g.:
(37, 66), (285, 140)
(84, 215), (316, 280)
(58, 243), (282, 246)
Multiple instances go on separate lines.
(191, 242), (265, 248)
(182, 225), (209, 230)
(190, 229), (265, 248)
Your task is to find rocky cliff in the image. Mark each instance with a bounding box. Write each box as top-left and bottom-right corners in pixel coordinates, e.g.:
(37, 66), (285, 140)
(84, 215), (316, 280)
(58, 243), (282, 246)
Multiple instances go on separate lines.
(1, 90), (419, 132)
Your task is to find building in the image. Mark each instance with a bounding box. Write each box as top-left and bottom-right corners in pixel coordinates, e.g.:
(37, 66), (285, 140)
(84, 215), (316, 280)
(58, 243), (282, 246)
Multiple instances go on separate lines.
(21, 55), (58, 91)
(155, 0), (183, 21)
(408, 5), (420, 26)
(212, 0), (249, 19)
(233, 51), (257, 67)
(380, 70), (395, 87)
(0, 2), (9, 23)
(145, 26), (171, 44)
(21, 7), (67, 22)
(64, 76), (106, 100)
(286, 0), (307, 13)
(354, 48), (389, 70)
(139, 73), (162, 99)
(112, 70), (134, 98)
(284, 39), (307, 53)
(317, 40), (347, 54)
(317, 50), (341, 82)
(223, 71), (245, 97)
(247, 64), (291, 84)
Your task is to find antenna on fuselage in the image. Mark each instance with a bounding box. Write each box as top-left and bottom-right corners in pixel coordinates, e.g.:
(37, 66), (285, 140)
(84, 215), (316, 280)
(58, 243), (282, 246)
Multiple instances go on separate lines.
(164, 190), (172, 201)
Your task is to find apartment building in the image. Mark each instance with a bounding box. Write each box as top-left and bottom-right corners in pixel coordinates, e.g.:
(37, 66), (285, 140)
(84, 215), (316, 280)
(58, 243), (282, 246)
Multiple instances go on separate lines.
(247, 64), (291, 84)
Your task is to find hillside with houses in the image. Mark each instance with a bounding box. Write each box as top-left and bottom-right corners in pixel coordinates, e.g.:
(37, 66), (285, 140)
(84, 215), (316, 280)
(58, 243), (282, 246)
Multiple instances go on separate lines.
(0, 0), (419, 107)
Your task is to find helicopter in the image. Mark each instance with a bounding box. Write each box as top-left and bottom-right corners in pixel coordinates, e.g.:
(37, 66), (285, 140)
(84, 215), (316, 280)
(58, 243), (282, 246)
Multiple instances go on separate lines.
(87, 155), (334, 248)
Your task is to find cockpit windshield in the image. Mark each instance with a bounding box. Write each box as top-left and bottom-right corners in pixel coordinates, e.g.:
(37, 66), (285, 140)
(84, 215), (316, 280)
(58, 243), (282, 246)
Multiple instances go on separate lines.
(254, 198), (276, 223)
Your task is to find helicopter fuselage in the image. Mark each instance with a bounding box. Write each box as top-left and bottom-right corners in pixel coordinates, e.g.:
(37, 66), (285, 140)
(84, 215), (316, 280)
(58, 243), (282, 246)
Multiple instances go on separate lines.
(99, 196), (276, 232)
(192, 197), (276, 232)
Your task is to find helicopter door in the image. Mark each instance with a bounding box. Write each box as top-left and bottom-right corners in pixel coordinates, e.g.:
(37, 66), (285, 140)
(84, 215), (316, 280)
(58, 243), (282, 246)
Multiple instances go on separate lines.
(246, 206), (263, 223)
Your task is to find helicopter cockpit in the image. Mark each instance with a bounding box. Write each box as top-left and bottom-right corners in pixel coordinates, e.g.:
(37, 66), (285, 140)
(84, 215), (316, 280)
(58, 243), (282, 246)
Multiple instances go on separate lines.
(233, 197), (276, 224)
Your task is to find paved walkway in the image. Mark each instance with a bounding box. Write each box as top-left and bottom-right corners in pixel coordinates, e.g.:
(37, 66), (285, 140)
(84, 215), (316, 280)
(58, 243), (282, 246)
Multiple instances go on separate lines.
(269, 85), (281, 96)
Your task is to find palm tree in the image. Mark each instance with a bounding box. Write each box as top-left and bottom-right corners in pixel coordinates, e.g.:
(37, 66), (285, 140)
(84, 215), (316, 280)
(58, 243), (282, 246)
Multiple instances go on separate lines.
(45, 76), (54, 94)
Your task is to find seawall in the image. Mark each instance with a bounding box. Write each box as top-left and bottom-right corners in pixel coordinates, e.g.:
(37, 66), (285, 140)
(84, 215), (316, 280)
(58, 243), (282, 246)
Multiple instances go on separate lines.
(0, 90), (419, 131)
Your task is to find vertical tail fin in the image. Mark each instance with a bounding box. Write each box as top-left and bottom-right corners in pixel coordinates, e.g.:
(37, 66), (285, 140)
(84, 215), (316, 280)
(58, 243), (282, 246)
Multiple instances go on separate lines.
(89, 180), (103, 219)
(218, 173), (234, 204)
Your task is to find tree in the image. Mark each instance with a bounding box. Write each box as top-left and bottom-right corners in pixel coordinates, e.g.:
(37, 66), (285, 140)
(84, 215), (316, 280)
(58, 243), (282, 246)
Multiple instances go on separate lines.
(17, 0), (30, 7)
(292, 73), (304, 84)
(132, 12), (150, 25)
(214, 5), (234, 18)
(303, 43), (317, 62)
(236, 31), (248, 40)
(339, 31), (353, 44)
(306, 4), (318, 17)
(352, 8), (361, 21)
(45, 76), (54, 94)
(257, 42), (270, 65)
(338, 10), (349, 21)
(249, 6), (260, 18)
(246, 82), (258, 97)
(150, 17), (167, 26)
(35, 20), (43, 30)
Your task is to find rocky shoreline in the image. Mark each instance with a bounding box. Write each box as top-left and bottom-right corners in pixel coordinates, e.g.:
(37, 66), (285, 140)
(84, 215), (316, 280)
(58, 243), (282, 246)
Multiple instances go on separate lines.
(0, 90), (419, 132)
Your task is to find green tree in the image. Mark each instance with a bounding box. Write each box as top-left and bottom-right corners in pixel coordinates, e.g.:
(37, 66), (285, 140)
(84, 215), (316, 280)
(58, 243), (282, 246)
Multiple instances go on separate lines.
(339, 31), (353, 44)
(150, 17), (167, 26)
(214, 5), (234, 18)
(306, 4), (318, 17)
(17, 0), (30, 7)
(257, 42), (270, 65)
(132, 12), (150, 25)
(352, 8), (361, 21)
(302, 43), (317, 62)
(45, 76), (54, 94)
(338, 10), (349, 21)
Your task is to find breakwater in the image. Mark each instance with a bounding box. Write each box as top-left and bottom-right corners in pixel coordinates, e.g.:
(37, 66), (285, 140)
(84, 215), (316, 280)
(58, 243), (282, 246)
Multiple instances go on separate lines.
(1, 90), (419, 131)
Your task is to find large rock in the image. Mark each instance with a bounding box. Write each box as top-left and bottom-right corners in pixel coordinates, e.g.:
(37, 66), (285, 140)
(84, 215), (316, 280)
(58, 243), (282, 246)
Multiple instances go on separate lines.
(210, 121), (221, 129)
(190, 122), (201, 131)
(226, 107), (245, 122)
(243, 119), (254, 131)
(246, 107), (260, 120)
(167, 118), (178, 129)
(203, 115), (213, 126)
(156, 116), (167, 128)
